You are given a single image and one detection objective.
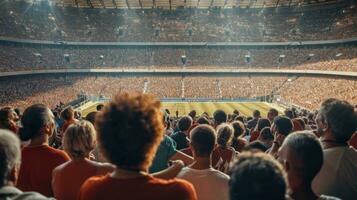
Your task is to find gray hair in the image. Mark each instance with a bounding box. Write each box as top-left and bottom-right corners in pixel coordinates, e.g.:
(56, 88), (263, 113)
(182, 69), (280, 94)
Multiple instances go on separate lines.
(0, 129), (21, 187)
(282, 131), (323, 182)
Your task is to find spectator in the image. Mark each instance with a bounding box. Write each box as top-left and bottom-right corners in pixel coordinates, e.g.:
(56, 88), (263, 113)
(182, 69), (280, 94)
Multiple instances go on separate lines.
(78, 92), (197, 200)
(229, 153), (287, 200)
(212, 123), (237, 173)
(242, 141), (268, 153)
(0, 107), (19, 134)
(171, 116), (192, 150)
(0, 129), (51, 199)
(257, 127), (274, 149)
(267, 108), (279, 123)
(60, 106), (78, 135)
(312, 99), (357, 200)
(268, 116), (294, 157)
(85, 111), (98, 125)
(250, 118), (271, 142)
(52, 120), (114, 200)
(177, 125), (229, 200)
(213, 110), (227, 128)
(247, 110), (261, 130)
(17, 104), (70, 197)
(196, 117), (211, 125)
(278, 131), (340, 200)
(231, 121), (248, 152)
(96, 104), (104, 111)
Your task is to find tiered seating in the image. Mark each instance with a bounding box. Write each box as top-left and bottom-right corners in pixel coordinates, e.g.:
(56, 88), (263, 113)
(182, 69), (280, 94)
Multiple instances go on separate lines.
(127, 0), (141, 8)
(197, 0), (211, 8)
(141, 0), (154, 9)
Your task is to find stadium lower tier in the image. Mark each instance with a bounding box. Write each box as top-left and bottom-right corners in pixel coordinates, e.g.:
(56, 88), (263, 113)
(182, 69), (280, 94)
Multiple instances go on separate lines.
(0, 74), (355, 110)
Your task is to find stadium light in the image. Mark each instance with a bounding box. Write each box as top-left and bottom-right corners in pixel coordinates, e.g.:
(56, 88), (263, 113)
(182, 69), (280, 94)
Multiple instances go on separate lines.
(100, 55), (104, 59)
(336, 53), (343, 57)
(278, 54), (285, 63)
(181, 55), (187, 66)
(64, 54), (70, 63)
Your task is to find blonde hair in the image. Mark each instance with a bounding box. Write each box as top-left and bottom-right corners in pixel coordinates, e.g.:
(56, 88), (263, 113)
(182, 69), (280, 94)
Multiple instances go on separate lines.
(217, 123), (234, 147)
(63, 120), (96, 159)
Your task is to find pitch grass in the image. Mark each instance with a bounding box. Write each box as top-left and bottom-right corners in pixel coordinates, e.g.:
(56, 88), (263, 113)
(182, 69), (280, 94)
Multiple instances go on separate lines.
(80, 101), (284, 118)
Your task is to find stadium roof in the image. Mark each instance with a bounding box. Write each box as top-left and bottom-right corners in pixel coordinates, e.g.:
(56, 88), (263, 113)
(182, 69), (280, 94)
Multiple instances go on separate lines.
(51, 0), (343, 9)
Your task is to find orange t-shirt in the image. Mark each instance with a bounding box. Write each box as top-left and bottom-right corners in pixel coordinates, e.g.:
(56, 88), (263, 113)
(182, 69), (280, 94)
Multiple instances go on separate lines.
(17, 145), (70, 197)
(249, 130), (260, 142)
(212, 146), (236, 173)
(78, 174), (197, 200)
(52, 159), (114, 200)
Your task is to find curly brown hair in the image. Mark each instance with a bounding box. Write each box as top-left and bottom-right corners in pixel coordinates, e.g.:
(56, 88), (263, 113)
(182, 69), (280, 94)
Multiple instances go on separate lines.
(96, 92), (164, 171)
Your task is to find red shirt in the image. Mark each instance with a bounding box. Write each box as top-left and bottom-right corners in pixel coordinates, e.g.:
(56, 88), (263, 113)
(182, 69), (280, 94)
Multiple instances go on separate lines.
(17, 145), (70, 197)
(52, 159), (114, 200)
(212, 146), (237, 173)
(249, 130), (260, 142)
(78, 174), (197, 200)
(231, 138), (248, 152)
(349, 132), (357, 149)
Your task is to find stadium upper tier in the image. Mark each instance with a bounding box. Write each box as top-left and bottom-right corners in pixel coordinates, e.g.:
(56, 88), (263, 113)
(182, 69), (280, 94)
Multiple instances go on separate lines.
(1, 43), (356, 72)
(0, 1), (356, 42)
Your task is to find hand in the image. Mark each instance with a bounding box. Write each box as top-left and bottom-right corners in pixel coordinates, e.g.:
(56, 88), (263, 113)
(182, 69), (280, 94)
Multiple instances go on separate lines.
(169, 160), (185, 168)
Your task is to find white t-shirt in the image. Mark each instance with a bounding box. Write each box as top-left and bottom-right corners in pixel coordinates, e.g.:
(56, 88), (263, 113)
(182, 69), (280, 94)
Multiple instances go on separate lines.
(177, 167), (230, 200)
(312, 146), (357, 200)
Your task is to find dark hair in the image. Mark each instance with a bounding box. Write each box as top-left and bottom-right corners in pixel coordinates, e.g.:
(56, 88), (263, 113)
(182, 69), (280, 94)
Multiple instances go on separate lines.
(229, 153), (287, 200)
(96, 92), (164, 170)
(217, 123), (234, 147)
(197, 117), (210, 125)
(259, 127), (274, 141)
(60, 106), (74, 121)
(235, 116), (245, 124)
(243, 141), (268, 152)
(231, 121), (246, 138)
(96, 104), (104, 111)
(213, 110), (227, 125)
(190, 125), (216, 157)
(274, 116), (293, 136)
(319, 98), (357, 143)
(0, 107), (14, 130)
(188, 110), (197, 119)
(283, 131), (323, 182)
(178, 116), (193, 132)
(19, 104), (53, 141)
(284, 109), (295, 119)
(85, 111), (98, 125)
(256, 118), (271, 132)
(253, 110), (261, 118)
(233, 109), (240, 116)
(268, 108), (279, 117)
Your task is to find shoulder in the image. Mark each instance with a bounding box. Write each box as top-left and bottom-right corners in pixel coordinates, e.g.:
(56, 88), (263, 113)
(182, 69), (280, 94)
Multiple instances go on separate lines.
(16, 191), (55, 200)
(158, 178), (197, 198)
(211, 169), (230, 180)
(79, 176), (109, 196)
(91, 161), (115, 175)
(318, 195), (341, 200)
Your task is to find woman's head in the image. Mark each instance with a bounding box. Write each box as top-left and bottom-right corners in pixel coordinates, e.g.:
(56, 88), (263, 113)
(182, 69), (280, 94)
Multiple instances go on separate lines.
(256, 118), (271, 132)
(19, 104), (54, 141)
(63, 120), (96, 159)
(231, 121), (246, 138)
(217, 123), (234, 147)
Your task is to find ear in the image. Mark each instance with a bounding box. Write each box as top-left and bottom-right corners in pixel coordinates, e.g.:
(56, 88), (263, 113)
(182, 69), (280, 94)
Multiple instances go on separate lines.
(44, 123), (54, 136)
(9, 165), (20, 185)
(321, 120), (329, 132)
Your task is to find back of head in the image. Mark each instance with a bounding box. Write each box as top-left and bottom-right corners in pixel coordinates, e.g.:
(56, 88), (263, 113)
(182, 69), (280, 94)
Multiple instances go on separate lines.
(242, 141), (268, 153)
(0, 107), (13, 130)
(268, 108), (279, 118)
(213, 110), (227, 126)
(284, 109), (295, 119)
(257, 118), (271, 131)
(259, 127), (274, 141)
(318, 98), (357, 143)
(188, 110), (197, 119)
(229, 153), (287, 200)
(0, 129), (21, 187)
(273, 116), (293, 136)
(231, 121), (245, 138)
(96, 92), (164, 171)
(217, 123), (234, 147)
(253, 110), (261, 118)
(85, 111), (98, 125)
(63, 120), (96, 159)
(197, 117), (211, 125)
(178, 116), (193, 132)
(60, 106), (74, 121)
(96, 104), (104, 111)
(19, 104), (53, 141)
(190, 124), (216, 157)
(282, 131), (323, 183)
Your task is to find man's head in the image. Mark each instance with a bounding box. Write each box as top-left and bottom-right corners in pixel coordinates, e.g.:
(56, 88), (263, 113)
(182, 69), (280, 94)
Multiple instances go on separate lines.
(0, 129), (21, 187)
(96, 92), (164, 171)
(190, 125), (216, 158)
(178, 116), (193, 132)
(272, 116), (293, 137)
(96, 104), (104, 111)
(229, 153), (287, 200)
(316, 98), (357, 143)
(213, 110), (227, 126)
(253, 110), (261, 119)
(60, 106), (75, 121)
(278, 131), (323, 192)
(188, 110), (197, 120)
(267, 108), (279, 122)
(284, 109), (295, 119)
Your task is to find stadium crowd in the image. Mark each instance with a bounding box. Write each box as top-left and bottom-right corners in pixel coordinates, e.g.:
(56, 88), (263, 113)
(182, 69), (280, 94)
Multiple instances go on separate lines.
(0, 93), (356, 200)
(0, 1), (356, 42)
(0, 43), (357, 72)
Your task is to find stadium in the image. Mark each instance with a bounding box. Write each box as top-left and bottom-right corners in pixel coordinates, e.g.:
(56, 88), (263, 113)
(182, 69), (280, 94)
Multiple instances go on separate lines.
(0, 0), (356, 200)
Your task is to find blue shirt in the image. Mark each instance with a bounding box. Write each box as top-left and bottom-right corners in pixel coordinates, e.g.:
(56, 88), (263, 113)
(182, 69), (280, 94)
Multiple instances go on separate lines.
(149, 135), (177, 173)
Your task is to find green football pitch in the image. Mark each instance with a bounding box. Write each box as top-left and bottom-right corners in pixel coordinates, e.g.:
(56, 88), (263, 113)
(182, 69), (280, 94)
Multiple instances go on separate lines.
(79, 101), (284, 118)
